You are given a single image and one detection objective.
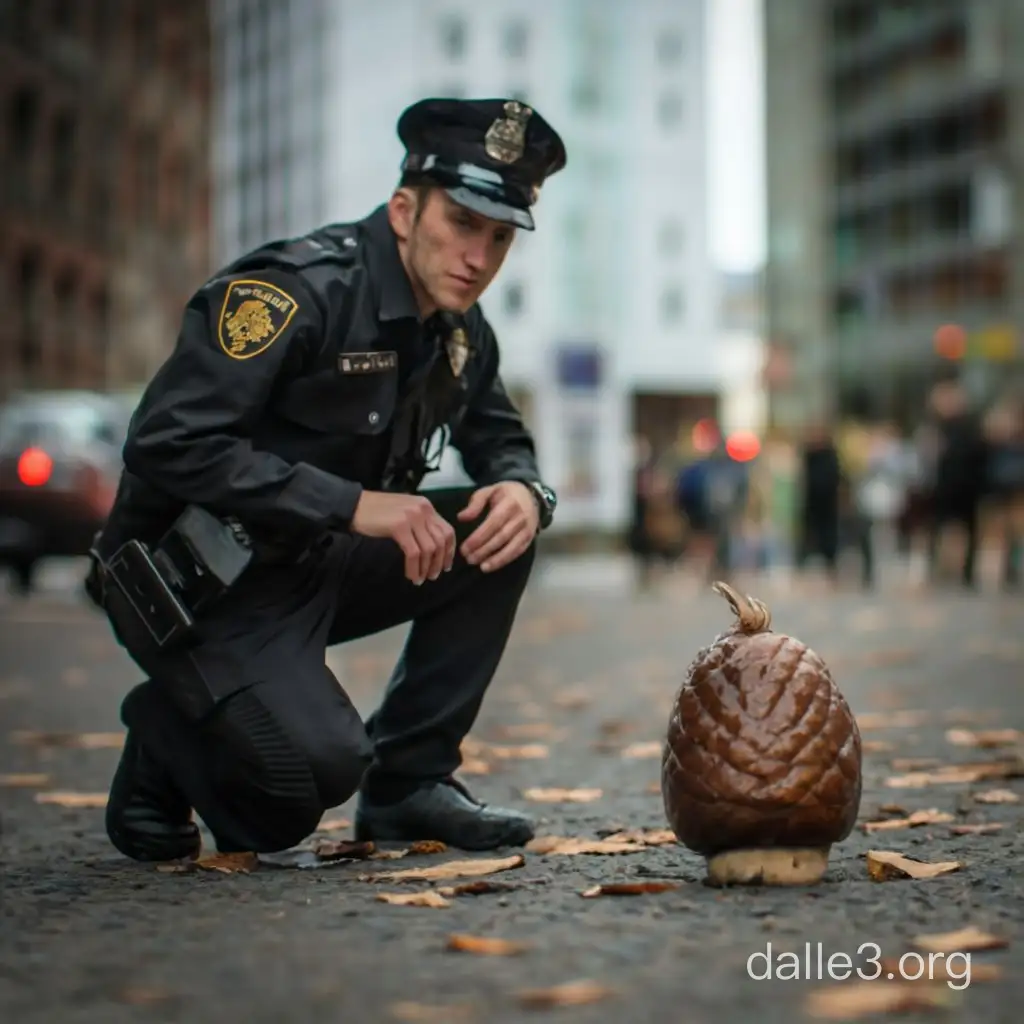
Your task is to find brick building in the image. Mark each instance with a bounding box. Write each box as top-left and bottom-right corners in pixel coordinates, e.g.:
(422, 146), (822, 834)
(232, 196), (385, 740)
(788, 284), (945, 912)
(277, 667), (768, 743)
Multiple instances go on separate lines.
(1, 0), (211, 395)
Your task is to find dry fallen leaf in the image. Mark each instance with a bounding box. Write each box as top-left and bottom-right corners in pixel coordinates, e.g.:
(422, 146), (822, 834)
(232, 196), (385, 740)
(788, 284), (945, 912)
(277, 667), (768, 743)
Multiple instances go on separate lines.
(912, 926), (1010, 953)
(446, 933), (530, 955)
(551, 688), (592, 710)
(459, 758), (492, 775)
(945, 728), (1021, 749)
(948, 823), (1003, 836)
(313, 839), (375, 861)
(877, 803), (907, 814)
(496, 722), (565, 740)
(866, 850), (964, 881)
(973, 788), (1019, 804)
(526, 836), (647, 856)
(886, 759), (1024, 788)
(580, 882), (680, 897)
(861, 740), (894, 753)
(620, 741), (663, 759)
(116, 986), (175, 1005)
(856, 711), (929, 730)
(435, 880), (517, 897)
(517, 979), (615, 1009)
(34, 791), (107, 808)
(890, 758), (941, 772)
(861, 808), (954, 833)
(316, 817), (351, 831)
(0, 772), (50, 788)
(376, 891), (451, 908)
(522, 787), (602, 803)
(11, 730), (125, 750)
(485, 743), (549, 760)
(805, 981), (949, 1019)
(61, 667), (89, 688)
(389, 1001), (473, 1023)
(366, 854), (525, 883)
(603, 828), (678, 846)
(196, 851), (258, 874)
(408, 840), (447, 855)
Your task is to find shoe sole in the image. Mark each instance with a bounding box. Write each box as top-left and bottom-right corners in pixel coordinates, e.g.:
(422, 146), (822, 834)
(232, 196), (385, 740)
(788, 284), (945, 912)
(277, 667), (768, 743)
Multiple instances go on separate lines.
(355, 816), (534, 851)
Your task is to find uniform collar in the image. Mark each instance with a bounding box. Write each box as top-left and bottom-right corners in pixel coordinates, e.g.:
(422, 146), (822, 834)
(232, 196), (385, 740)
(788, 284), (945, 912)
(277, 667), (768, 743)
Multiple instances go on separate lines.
(364, 204), (422, 323)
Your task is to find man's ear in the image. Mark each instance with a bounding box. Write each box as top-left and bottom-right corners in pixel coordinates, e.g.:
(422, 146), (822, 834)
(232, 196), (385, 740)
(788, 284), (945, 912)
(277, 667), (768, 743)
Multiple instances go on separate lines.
(388, 188), (417, 242)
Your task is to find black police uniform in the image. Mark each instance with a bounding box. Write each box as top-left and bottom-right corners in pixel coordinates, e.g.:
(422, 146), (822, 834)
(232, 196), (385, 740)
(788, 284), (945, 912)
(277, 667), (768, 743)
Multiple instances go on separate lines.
(93, 98), (566, 860)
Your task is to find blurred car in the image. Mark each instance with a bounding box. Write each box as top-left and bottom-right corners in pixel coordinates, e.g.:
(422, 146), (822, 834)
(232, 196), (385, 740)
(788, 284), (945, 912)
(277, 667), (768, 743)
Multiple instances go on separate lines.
(0, 390), (133, 594)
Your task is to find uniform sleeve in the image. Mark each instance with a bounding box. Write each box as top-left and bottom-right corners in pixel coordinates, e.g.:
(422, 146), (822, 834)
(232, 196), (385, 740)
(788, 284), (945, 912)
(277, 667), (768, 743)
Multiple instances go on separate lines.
(122, 270), (364, 539)
(450, 318), (542, 486)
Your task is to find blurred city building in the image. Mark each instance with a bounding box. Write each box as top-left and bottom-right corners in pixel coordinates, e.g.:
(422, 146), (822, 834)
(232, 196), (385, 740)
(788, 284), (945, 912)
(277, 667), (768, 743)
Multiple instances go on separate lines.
(765, 0), (1024, 432)
(1, 1), (212, 395)
(210, 0), (721, 535)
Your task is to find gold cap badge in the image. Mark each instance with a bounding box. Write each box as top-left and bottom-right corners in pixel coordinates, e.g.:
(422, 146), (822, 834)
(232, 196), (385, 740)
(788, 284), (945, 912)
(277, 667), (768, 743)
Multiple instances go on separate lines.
(485, 100), (532, 164)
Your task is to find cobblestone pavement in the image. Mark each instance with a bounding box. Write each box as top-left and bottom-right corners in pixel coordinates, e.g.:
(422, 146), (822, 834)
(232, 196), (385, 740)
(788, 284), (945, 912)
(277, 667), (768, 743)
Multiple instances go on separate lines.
(0, 560), (1021, 1023)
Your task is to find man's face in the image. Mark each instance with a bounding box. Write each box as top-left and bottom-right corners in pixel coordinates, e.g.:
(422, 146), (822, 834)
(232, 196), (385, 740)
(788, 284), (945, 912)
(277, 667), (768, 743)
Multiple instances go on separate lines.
(389, 188), (516, 314)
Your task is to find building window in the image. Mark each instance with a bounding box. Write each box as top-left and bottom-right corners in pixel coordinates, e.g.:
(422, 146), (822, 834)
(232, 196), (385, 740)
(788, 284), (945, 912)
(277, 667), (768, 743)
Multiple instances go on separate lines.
(503, 19), (528, 59)
(135, 131), (160, 223)
(656, 28), (684, 66)
(657, 92), (684, 129)
(660, 286), (684, 324)
(17, 251), (43, 375)
(53, 0), (76, 32)
(659, 220), (685, 257)
(9, 86), (39, 185)
(503, 281), (525, 317)
(439, 15), (466, 60)
(51, 111), (77, 205)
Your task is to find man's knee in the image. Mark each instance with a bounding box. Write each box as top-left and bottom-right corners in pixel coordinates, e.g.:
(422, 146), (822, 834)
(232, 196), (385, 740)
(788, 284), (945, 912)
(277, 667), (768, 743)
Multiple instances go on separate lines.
(206, 689), (371, 850)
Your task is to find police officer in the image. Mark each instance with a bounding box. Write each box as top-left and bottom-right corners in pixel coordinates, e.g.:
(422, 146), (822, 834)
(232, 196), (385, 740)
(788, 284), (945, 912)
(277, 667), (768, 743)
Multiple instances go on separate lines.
(91, 97), (565, 861)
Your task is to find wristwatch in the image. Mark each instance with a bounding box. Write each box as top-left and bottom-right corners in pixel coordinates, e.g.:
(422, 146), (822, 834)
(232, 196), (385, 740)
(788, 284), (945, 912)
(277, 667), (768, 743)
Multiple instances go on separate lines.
(524, 481), (557, 531)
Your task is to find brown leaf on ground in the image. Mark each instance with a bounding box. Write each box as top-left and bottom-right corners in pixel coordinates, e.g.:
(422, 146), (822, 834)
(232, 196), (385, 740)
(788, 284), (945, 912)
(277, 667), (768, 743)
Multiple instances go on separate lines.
(949, 823), (1003, 835)
(973, 788), (1019, 804)
(580, 882), (680, 897)
(0, 772), (50, 787)
(879, 957), (1001, 985)
(858, 648), (920, 668)
(912, 925), (1010, 953)
(805, 981), (950, 1019)
(196, 851), (258, 874)
(459, 758), (492, 775)
(886, 759), (1024, 788)
(116, 986), (175, 1005)
(486, 744), (549, 760)
(598, 719), (633, 737)
(603, 828), (678, 846)
(645, 781), (661, 794)
(861, 808), (954, 833)
(945, 728), (1021, 749)
(890, 758), (941, 772)
(495, 722), (565, 740)
(368, 850), (408, 861)
(446, 933), (530, 955)
(316, 817), (351, 831)
(856, 711), (929, 730)
(551, 688), (591, 710)
(366, 854), (525, 883)
(313, 839), (376, 861)
(408, 840), (448, 855)
(861, 740), (894, 753)
(517, 979), (615, 1009)
(620, 741), (663, 759)
(34, 791), (106, 808)
(436, 880), (518, 897)
(522, 787), (602, 803)
(11, 730), (125, 750)
(376, 891), (450, 908)
(865, 850), (964, 881)
(877, 803), (907, 814)
(526, 836), (647, 856)
(943, 708), (999, 725)
(389, 1001), (473, 1023)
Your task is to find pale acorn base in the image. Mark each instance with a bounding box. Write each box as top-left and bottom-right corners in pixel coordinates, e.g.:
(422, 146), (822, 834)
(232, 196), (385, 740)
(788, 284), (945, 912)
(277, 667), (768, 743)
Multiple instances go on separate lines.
(705, 846), (831, 886)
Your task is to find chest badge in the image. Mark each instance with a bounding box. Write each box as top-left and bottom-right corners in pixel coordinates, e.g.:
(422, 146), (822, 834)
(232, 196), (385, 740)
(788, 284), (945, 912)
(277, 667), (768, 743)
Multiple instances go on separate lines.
(446, 328), (470, 377)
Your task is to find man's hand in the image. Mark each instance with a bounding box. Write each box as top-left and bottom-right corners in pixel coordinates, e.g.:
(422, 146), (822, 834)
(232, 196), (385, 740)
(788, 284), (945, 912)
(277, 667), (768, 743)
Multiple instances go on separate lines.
(458, 482), (538, 573)
(351, 491), (456, 585)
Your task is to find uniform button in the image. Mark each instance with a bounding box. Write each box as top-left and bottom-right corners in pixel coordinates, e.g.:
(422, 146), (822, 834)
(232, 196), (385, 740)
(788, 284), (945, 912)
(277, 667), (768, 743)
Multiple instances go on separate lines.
(368, 411), (380, 425)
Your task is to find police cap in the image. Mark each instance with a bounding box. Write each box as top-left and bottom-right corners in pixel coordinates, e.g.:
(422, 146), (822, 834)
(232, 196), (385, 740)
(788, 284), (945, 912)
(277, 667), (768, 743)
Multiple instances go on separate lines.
(397, 97), (567, 231)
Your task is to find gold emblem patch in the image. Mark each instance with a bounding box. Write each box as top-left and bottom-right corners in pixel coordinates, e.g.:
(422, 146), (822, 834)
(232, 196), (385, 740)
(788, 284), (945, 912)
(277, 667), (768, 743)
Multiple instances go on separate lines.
(217, 280), (299, 360)
(446, 327), (470, 377)
(485, 100), (532, 164)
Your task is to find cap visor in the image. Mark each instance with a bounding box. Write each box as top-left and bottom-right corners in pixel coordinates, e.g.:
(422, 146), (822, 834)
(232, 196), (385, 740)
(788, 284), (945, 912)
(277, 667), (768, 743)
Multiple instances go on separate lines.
(445, 186), (534, 230)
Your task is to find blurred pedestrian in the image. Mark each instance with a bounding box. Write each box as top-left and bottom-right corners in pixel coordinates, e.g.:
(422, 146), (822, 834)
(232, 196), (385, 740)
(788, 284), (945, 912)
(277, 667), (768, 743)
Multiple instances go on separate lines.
(984, 399), (1024, 589)
(795, 423), (841, 582)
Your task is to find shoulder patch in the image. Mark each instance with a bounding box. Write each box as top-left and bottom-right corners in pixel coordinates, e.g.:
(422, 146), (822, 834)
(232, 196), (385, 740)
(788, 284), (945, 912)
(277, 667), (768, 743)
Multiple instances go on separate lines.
(217, 279), (299, 360)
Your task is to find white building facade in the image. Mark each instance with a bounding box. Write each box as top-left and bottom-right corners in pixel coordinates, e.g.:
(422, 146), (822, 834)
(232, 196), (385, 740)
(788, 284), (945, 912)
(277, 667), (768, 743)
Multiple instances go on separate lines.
(211, 0), (719, 533)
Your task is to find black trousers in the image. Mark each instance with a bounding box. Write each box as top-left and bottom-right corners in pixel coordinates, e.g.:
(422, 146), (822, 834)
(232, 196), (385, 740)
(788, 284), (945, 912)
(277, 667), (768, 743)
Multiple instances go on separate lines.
(926, 498), (979, 586)
(106, 487), (536, 853)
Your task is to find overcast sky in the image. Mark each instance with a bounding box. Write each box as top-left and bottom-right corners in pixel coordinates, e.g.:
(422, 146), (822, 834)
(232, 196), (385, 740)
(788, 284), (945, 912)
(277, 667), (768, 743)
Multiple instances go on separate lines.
(706, 0), (765, 274)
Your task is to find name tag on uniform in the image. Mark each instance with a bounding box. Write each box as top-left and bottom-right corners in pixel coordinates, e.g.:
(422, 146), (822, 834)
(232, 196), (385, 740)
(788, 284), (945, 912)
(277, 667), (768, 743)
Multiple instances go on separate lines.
(339, 351), (397, 374)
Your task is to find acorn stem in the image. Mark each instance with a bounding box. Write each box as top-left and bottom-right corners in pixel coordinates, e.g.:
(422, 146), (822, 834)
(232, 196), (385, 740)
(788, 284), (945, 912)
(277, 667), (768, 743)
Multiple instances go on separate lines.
(711, 581), (772, 634)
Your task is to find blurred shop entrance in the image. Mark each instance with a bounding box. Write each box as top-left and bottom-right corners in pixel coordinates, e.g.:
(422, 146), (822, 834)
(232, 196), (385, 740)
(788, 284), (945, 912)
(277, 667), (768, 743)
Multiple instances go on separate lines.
(631, 391), (719, 458)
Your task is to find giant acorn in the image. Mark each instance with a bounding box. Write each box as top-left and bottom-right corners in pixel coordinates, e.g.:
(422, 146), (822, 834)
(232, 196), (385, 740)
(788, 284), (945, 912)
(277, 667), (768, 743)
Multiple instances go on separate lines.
(661, 582), (862, 885)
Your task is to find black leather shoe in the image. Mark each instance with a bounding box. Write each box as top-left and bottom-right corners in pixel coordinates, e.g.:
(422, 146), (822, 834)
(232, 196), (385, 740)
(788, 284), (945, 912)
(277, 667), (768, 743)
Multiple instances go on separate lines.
(355, 777), (535, 851)
(105, 731), (201, 862)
